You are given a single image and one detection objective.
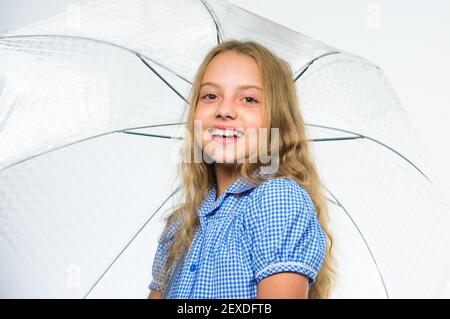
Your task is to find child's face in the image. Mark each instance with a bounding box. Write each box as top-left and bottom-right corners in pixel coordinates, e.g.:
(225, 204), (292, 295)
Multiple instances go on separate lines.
(194, 51), (264, 164)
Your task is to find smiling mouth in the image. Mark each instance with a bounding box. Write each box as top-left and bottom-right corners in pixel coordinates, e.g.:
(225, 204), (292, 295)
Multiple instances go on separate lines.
(207, 128), (244, 144)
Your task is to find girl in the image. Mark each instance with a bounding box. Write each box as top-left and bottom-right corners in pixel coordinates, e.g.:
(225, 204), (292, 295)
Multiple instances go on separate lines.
(148, 40), (336, 299)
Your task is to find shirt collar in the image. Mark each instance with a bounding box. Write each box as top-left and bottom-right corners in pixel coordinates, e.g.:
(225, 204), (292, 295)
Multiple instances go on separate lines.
(197, 167), (274, 219)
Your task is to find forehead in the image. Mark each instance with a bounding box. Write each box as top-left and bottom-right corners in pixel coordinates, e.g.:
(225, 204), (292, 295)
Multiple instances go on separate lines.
(201, 51), (262, 89)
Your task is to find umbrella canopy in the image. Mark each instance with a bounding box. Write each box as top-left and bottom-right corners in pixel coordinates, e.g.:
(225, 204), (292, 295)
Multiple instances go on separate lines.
(0, 0), (449, 298)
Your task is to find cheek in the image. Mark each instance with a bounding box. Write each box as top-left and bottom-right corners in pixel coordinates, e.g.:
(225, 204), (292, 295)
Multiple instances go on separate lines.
(193, 106), (200, 120)
(244, 109), (264, 130)
(194, 104), (211, 121)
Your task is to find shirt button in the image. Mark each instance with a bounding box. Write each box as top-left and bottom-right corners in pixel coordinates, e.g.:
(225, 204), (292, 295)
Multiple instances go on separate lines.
(189, 263), (197, 272)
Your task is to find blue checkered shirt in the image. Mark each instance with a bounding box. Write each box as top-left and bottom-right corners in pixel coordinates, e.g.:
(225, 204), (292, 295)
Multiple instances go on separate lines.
(149, 175), (327, 298)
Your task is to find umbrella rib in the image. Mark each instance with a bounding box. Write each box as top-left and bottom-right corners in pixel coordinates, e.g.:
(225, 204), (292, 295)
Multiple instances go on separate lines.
(323, 186), (390, 299)
(82, 184), (183, 299)
(305, 123), (431, 183)
(199, 0), (223, 44)
(325, 196), (340, 207)
(0, 122), (184, 172)
(309, 136), (364, 142)
(136, 55), (189, 104)
(121, 130), (182, 140)
(122, 122), (186, 130)
(294, 51), (342, 82)
(0, 34), (192, 85)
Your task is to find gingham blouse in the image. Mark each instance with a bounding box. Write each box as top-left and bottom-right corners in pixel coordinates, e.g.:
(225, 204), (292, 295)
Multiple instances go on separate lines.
(149, 175), (327, 298)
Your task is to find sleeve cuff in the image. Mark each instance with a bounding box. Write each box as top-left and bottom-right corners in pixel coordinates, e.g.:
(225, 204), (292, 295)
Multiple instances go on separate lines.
(255, 261), (318, 288)
(148, 280), (163, 292)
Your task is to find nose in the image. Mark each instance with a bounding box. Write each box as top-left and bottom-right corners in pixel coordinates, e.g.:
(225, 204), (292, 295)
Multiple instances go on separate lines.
(215, 98), (237, 120)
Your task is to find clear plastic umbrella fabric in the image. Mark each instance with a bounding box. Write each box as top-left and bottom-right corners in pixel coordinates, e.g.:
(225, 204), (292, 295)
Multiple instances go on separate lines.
(1, 0), (449, 298)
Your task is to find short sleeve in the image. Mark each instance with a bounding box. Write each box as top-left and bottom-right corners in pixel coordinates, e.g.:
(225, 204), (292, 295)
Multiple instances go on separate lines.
(148, 216), (182, 292)
(244, 178), (327, 288)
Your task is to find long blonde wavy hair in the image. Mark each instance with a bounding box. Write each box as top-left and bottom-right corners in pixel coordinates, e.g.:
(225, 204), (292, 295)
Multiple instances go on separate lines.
(158, 39), (337, 299)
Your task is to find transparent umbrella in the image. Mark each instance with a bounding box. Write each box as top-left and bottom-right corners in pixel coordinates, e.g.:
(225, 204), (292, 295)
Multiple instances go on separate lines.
(0, 0), (449, 298)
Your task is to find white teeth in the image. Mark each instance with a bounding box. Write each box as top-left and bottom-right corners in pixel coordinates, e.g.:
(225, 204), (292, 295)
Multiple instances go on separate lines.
(210, 128), (243, 138)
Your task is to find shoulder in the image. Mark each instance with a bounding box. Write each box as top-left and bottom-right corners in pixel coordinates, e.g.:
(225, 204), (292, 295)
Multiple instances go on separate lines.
(252, 176), (309, 196)
(245, 177), (316, 223)
(249, 177), (315, 211)
(158, 213), (183, 244)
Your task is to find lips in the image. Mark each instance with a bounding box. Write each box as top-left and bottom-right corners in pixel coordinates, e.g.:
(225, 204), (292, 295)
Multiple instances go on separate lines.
(207, 127), (244, 138)
(207, 127), (244, 144)
(211, 134), (241, 144)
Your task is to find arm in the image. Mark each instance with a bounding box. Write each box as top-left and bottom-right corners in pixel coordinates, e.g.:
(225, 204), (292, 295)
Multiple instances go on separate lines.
(148, 216), (183, 300)
(246, 178), (326, 299)
(256, 272), (309, 299)
(148, 289), (163, 299)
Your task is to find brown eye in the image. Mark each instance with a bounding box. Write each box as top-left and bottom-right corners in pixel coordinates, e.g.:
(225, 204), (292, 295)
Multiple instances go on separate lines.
(243, 96), (258, 104)
(202, 93), (217, 100)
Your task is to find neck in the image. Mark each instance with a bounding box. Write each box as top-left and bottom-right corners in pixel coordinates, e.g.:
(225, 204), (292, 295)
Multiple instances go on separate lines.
(214, 163), (240, 201)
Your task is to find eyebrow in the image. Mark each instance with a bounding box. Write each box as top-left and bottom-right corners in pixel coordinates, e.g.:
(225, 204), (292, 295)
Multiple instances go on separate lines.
(200, 82), (261, 91)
